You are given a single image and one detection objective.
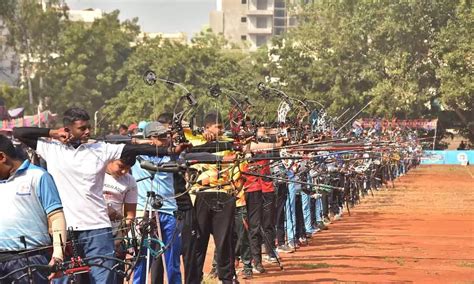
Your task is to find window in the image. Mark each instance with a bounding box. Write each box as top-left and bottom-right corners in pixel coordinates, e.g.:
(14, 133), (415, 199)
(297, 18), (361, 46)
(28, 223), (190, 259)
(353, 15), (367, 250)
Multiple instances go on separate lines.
(289, 16), (297, 26)
(274, 9), (285, 18)
(241, 0), (247, 4)
(274, 18), (285, 27)
(10, 60), (16, 74)
(275, 0), (285, 8)
(256, 17), (267, 28)
(241, 17), (247, 23)
(274, 27), (286, 36)
(257, 0), (267, 10)
(241, 35), (247, 40)
(256, 35), (267, 47)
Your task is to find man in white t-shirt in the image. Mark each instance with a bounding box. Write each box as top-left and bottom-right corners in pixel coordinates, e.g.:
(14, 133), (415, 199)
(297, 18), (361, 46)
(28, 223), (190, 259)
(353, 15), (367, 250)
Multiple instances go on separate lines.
(12, 107), (189, 283)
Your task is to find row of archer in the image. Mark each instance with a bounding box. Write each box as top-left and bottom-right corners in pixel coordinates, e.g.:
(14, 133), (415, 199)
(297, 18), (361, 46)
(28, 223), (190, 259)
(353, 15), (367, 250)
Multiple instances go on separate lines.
(102, 107), (423, 282)
(0, 71), (422, 283)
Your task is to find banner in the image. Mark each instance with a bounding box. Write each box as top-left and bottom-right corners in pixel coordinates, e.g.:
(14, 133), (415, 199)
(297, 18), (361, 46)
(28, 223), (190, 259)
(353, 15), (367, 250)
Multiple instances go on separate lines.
(0, 111), (57, 131)
(358, 118), (438, 130)
(421, 150), (474, 165)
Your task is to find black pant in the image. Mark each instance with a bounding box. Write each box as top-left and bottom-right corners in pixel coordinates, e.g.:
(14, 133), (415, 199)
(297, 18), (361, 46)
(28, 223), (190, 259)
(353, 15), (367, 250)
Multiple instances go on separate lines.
(310, 197), (316, 227)
(234, 206), (252, 270)
(322, 191), (329, 218)
(262, 191), (276, 256)
(245, 190), (263, 264)
(180, 208), (200, 284)
(0, 251), (50, 284)
(150, 253), (163, 284)
(195, 192), (236, 283)
(275, 183), (288, 246)
(295, 194), (306, 239)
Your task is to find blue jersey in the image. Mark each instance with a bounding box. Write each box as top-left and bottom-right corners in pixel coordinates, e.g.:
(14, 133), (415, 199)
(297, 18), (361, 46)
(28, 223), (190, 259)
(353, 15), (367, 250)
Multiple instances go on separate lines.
(132, 156), (177, 215)
(0, 160), (62, 251)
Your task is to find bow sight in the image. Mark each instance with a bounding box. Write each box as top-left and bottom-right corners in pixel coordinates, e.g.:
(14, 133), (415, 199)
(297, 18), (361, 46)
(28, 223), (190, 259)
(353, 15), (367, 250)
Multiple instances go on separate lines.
(143, 70), (197, 107)
(257, 82), (292, 107)
(208, 84), (221, 98)
(143, 70), (157, 86)
(206, 84), (257, 141)
(143, 70), (198, 143)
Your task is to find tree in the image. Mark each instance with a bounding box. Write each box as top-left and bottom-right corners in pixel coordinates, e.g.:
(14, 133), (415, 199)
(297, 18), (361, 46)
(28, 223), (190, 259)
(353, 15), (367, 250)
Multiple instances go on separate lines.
(101, 36), (258, 130)
(0, 0), (64, 106)
(41, 10), (140, 117)
(266, 1), (461, 124)
(435, 2), (473, 141)
(0, 84), (30, 112)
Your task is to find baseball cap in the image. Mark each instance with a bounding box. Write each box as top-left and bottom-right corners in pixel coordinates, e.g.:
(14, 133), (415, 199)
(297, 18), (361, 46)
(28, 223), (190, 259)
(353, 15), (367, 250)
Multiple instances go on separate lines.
(127, 123), (138, 132)
(144, 121), (168, 138)
(133, 121), (149, 138)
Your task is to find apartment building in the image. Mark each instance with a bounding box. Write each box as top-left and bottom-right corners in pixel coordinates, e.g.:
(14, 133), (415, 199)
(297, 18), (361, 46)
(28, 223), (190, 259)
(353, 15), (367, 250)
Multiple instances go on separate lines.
(67, 8), (103, 23)
(210, 0), (298, 50)
(0, 18), (20, 86)
(135, 32), (188, 45)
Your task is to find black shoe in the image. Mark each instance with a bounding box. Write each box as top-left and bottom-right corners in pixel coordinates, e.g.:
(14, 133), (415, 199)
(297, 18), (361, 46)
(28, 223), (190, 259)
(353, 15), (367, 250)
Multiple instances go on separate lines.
(318, 221), (329, 230)
(242, 269), (253, 279)
(252, 262), (266, 274)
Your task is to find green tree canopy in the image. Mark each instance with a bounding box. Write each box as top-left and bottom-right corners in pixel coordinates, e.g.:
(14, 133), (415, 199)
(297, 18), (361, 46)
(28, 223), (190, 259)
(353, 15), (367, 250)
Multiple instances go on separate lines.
(435, 2), (473, 139)
(101, 36), (259, 130)
(42, 10), (140, 116)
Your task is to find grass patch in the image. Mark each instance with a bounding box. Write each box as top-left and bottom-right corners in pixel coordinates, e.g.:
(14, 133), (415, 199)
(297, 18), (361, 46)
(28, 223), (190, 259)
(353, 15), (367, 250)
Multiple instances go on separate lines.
(300, 262), (331, 269)
(383, 257), (405, 266)
(395, 258), (405, 266)
(458, 261), (474, 268)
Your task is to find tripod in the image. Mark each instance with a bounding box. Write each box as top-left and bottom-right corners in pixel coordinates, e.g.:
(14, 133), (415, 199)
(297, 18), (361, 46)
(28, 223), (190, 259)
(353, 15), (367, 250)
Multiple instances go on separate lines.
(141, 191), (168, 284)
(258, 226), (284, 270)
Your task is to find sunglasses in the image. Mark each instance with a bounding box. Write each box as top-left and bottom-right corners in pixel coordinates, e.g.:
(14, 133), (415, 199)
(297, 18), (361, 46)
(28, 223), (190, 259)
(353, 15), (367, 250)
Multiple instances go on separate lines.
(151, 134), (169, 139)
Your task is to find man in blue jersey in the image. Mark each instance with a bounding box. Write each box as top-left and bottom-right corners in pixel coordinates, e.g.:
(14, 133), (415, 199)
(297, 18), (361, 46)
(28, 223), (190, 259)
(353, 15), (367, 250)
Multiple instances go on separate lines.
(132, 121), (182, 284)
(0, 135), (66, 283)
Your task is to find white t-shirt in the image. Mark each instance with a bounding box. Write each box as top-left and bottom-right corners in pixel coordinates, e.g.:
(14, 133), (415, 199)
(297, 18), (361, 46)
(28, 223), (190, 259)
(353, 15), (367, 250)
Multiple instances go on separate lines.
(103, 173), (137, 234)
(36, 139), (125, 230)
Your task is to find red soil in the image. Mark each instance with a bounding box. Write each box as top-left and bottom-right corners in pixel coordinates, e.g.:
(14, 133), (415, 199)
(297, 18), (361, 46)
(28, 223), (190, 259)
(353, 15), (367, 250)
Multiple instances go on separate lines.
(205, 165), (474, 283)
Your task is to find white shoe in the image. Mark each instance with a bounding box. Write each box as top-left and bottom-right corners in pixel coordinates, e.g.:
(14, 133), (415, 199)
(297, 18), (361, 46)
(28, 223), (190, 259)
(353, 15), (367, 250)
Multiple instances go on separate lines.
(263, 255), (278, 263)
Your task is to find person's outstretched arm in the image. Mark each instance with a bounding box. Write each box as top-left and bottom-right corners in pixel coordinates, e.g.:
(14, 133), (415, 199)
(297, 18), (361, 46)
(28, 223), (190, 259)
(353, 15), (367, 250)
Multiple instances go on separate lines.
(13, 127), (69, 149)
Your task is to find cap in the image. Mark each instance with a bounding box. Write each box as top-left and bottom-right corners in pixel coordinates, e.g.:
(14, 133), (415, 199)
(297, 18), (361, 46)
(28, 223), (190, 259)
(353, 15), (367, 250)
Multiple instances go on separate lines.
(134, 121), (149, 138)
(144, 121), (168, 138)
(127, 123), (138, 132)
(138, 121), (148, 130)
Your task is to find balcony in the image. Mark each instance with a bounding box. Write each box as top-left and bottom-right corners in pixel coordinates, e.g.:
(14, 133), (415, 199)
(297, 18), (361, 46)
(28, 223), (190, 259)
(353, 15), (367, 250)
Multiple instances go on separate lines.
(249, 0), (274, 10)
(247, 27), (273, 34)
(247, 9), (274, 16)
(247, 9), (273, 16)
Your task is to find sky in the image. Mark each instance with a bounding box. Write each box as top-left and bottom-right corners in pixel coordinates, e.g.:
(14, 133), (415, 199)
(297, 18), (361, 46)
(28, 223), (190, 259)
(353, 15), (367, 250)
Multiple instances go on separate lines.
(66, 0), (216, 37)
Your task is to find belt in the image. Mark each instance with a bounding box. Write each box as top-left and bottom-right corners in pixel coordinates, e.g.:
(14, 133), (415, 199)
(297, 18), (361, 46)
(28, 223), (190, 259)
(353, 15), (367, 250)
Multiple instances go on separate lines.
(0, 250), (27, 254)
(0, 250), (42, 263)
(0, 250), (29, 263)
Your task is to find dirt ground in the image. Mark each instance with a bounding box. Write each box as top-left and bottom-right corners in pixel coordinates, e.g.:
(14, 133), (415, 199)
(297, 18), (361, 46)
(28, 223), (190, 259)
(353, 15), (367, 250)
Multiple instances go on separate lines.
(203, 165), (474, 283)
